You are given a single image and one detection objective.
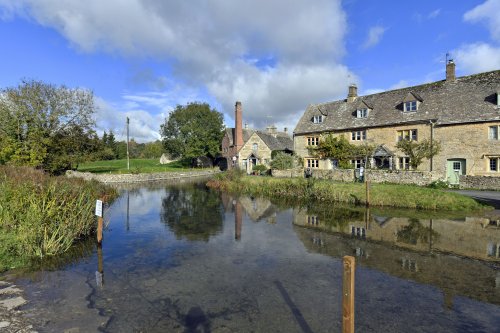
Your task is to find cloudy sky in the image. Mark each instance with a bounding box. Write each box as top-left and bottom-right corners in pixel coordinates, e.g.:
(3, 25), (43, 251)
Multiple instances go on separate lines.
(1, 0), (499, 142)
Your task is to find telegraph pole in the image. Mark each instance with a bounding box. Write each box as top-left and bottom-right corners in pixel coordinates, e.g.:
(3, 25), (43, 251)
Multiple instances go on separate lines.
(126, 117), (130, 171)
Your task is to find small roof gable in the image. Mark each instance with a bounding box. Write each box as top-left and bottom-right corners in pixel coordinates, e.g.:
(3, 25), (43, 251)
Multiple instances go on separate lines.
(403, 91), (424, 103)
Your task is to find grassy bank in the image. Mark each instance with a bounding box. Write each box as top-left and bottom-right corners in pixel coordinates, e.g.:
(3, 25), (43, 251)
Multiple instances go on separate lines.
(77, 158), (193, 174)
(0, 166), (118, 271)
(207, 171), (489, 211)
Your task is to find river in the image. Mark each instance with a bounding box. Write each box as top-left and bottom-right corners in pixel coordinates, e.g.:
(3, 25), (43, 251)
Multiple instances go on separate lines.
(2, 178), (499, 332)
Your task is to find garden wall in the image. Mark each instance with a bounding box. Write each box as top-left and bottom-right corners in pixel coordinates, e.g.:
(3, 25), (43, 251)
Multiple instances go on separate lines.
(459, 175), (500, 190)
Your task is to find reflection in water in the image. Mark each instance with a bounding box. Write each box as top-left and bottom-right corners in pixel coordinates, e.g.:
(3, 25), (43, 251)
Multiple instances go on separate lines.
(9, 182), (500, 333)
(160, 184), (224, 241)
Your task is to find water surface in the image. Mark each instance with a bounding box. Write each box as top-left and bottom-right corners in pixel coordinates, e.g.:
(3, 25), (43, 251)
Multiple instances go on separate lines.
(6, 179), (500, 332)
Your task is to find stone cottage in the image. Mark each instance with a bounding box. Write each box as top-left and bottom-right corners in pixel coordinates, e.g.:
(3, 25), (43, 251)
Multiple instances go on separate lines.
(293, 61), (500, 184)
(221, 102), (293, 173)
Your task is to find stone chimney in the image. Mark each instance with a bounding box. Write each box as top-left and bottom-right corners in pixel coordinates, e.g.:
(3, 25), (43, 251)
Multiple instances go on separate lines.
(266, 125), (277, 137)
(234, 101), (244, 149)
(446, 59), (456, 81)
(284, 127), (288, 134)
(347, 84), (357, 102)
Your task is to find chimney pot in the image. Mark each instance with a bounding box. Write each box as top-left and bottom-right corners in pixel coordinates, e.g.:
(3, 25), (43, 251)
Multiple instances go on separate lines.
(284, 127), (288, 133)
(347, 84), (357, 102)
(446, 59), (456, 81)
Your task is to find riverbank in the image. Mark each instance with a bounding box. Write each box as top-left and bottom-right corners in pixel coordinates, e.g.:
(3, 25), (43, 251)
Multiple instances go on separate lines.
(207, 172), (490, 211)
(0, 166), (118, 272)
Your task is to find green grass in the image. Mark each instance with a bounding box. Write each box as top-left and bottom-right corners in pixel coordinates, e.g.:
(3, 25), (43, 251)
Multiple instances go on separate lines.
(0, 166), (118, 272)
(77, 158), (193, 174)
(207, 171), (491, 211)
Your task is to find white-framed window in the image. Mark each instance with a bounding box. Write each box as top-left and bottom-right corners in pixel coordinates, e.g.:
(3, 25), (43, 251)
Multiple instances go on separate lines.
(489, 158), (499, 172)
(307, 215), (319, 226)
(351, 159), (363, 169)
(313, 115), (324, 123)
(351, 130), (366, 141)
(397, 129), (418, 141)
(399, 157), (411, 170)
(306, 159), (319, 168)
(252, 143), (258, 151)
(404, 101), (418, 112)
(356, 108), (368, 118)
(307, 136), (320, 146)
(489, 126), (499, 140)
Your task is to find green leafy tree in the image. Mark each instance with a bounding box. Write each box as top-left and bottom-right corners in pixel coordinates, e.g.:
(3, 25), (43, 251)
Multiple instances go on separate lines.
(160, 102), (224, 159)
(270, 151), (296, 170)
(309, 134), (357, 168)
(0, 80), (97, 173)
(396, 139), (441, 169)
(143, 140), (164, 159)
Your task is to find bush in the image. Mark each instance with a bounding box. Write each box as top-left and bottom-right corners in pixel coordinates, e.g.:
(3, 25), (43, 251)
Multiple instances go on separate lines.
(252, 164), (268, 173)
(270, 152), (296, 170)
(427, 179), (450, 189)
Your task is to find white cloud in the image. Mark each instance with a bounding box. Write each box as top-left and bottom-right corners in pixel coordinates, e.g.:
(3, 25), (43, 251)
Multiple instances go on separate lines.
(0, 0), (351, 139)
(427, 9), (441, 19)
(361, 26), (386, 49)
(464, 0), (500, 42)
(453, 43), (500, 74)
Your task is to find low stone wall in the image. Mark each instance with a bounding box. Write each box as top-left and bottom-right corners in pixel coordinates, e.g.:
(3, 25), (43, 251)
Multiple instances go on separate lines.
(459, 175), (500, 190)
(271, 168), (303, 178)
(273, 167), (441, 186)
(66, 169), (220, 184)
(366, 170), (440, 186)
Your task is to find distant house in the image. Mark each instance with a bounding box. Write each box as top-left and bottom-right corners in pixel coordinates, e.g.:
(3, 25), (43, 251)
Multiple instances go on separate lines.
(293, 61), (500, 184)
(221, 102), (293, 173)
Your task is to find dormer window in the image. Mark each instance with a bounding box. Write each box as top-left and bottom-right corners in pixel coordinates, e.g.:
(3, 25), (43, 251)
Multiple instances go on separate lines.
(356, 108), (368, 118)
(404, 101), (417, 112)
(313, 115), (324, 123)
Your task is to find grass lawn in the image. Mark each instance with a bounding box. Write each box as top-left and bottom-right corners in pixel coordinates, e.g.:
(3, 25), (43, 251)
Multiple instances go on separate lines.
(77, 158), (193, 174)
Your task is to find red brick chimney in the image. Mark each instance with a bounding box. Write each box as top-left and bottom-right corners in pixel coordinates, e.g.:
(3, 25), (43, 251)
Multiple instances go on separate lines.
(234, 101), (244, 149)
(446, 59), (456, 81)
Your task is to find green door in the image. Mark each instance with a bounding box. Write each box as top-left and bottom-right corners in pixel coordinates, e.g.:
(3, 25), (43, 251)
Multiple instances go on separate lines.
(447, 159), (466, 185)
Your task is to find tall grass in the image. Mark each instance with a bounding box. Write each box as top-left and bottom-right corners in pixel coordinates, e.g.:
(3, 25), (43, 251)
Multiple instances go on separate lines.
(0, 166), (117, 271)
(207, 173), (489, 211)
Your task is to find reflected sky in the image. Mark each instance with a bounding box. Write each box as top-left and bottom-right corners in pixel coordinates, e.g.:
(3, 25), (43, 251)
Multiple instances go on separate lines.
(8, 180), (500, 333)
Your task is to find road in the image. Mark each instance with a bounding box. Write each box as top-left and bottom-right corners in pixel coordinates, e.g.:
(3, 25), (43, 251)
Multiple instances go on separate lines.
(453, 190), (500, 212)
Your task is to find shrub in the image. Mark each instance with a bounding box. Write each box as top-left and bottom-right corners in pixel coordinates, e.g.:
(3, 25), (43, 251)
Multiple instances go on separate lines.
(270, 152), (296, 170)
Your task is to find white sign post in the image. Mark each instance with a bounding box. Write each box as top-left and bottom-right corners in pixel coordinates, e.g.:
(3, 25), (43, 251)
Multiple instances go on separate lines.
(95, 200), (103, 217)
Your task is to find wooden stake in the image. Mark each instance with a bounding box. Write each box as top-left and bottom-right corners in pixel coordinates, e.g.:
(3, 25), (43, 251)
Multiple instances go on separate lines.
(342, 256), (355, 333)
(97, 216), (103, 244)
(365, 180), (370, 207)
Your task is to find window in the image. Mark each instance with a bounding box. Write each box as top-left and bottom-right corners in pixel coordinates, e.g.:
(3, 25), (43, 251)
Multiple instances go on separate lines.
(351, 159), (363, 169)
(351, 130), (366, 141)
(397, 129), (418, 141)
(313, 115), (324, 123)
(307, 136), (320, 146)
(399, 157), (411, 170)
(356, 108), (368, 118)
(306, 159), (319, 168)
(404, 101), (417, 112)
(489, 126), (499, 140)
(252, 143), (258, 151)
(490, 158), (499, 172)
(307, 216), (319, 226)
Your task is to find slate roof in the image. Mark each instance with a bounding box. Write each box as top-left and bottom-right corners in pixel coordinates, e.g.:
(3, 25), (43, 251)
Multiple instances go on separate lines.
(294, 70), (500, 135)
(225, 127), (293, 151)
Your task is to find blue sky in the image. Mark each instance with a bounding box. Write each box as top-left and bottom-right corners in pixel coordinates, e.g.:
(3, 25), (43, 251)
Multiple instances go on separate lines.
(1, 0), (499, 142)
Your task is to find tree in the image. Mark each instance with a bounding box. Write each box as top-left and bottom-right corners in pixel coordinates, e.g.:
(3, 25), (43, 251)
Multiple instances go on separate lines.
(309, 134), (357, 168)
(0, 79), (97, 173)
(160, 102), (224, 159)
(270, 151), (296, 170)
(396, 139), (441, 169)
(143, 140), (164, 159)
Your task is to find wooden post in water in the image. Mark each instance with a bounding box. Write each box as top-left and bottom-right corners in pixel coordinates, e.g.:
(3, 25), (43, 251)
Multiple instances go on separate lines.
(342, 256), (355, 333)
(96, 198), (104, 244)
(365, 180), (370, 207)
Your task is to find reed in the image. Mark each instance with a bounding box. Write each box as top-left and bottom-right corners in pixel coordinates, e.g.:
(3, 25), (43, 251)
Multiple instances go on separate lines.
(0, 166), (117, 271)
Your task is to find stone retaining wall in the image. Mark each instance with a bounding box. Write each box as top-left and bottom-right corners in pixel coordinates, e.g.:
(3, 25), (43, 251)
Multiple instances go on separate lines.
(66, 169), (220, 183)
(459, 175), (500, 190)
(272, 168), (441, 186)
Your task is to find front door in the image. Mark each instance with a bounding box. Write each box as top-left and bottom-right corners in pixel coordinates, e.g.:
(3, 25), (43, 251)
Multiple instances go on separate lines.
(446, 159), (466, 185)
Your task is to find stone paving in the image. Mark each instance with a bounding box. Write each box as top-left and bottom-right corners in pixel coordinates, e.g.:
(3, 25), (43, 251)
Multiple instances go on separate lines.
(0, 281), (36, 333)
